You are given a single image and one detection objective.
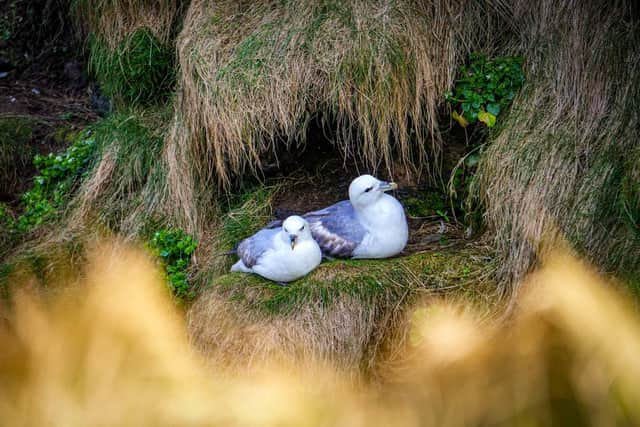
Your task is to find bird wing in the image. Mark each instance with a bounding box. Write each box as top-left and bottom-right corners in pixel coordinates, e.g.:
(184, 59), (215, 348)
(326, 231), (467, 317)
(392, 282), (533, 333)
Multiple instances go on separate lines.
(303, 200), (367, 258)
(236, 228), (279, 268)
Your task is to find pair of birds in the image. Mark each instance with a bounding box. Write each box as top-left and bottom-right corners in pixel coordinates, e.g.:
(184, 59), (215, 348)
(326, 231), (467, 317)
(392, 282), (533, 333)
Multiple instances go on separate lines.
(231, 175), (409, 282)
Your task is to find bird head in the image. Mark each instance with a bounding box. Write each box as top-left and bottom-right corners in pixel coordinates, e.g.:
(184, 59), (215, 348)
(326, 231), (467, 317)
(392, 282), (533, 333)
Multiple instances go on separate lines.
(348, 174), (398, 209)
(281, 215), (312, 250)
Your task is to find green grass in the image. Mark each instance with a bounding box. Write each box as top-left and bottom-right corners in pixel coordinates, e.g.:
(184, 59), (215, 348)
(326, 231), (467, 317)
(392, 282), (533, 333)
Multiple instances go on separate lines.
(74, 109), (169, 233)
(0, 238), (86, 301)
(217, 184), (279, 251)
(89, 28), (175, 107)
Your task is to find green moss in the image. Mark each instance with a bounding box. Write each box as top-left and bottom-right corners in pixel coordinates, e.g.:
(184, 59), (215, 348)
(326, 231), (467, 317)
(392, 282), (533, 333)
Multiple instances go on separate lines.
(209, 248), (494, 316)
(403, 190), (447, 218)
(89, 28), (175, 106)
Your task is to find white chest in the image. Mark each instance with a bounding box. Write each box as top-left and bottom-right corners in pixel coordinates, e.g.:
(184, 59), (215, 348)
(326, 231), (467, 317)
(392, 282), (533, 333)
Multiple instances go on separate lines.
(254, 240), (322, 282)
(353, 195), (409, 258)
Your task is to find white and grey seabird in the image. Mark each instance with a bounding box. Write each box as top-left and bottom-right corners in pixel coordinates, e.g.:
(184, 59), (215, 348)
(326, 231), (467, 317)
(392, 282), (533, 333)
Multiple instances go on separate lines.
(271, 175), (409, 259)
(231, 215), (322, 282)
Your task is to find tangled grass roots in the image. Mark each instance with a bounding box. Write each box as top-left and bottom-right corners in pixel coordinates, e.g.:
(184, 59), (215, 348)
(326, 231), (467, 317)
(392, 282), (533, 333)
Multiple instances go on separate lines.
(170, 0), (502, 189)
(477, 0), (640, 291)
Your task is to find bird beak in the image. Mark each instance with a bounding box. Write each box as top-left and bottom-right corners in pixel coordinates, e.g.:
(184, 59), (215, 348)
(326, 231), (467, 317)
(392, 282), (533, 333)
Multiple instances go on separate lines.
(290, 235), (297, 250)
(378, 181), (398, 192)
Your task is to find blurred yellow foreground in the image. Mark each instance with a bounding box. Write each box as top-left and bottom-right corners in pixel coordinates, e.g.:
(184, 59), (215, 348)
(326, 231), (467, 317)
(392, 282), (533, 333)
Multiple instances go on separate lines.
(1, 241), (639, 426)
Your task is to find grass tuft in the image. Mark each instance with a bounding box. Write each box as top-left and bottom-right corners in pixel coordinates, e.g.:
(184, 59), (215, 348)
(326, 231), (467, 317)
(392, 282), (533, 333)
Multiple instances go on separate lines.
(68, 108), (172, 236)
(72, 0), (183, 48)
(88, 28), (175, 107)
(476, 0), (640, 292)
(169, 0), (501, 188)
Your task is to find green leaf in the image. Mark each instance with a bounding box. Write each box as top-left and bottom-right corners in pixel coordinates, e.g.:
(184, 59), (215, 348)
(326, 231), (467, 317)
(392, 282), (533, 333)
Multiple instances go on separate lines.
(477, 110), (497, 127)
(452, 111), (469, 128)
(486, 103), (501, 116)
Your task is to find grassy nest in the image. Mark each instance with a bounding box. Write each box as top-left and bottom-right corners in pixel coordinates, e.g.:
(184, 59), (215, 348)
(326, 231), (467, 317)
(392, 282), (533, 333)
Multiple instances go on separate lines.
(188, 246), (497, 376)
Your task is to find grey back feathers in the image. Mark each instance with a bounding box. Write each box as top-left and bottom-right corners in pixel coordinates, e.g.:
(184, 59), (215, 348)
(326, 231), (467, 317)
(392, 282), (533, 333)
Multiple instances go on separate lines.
(302, 201), (367, 258)
(266, 201), (367, 258)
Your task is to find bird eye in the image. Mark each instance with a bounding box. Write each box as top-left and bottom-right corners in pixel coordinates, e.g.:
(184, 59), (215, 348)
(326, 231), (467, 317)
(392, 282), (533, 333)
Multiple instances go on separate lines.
(364, 186), (373, 193)
(299, 225), (304, 231)
(284, 228), (288, 233)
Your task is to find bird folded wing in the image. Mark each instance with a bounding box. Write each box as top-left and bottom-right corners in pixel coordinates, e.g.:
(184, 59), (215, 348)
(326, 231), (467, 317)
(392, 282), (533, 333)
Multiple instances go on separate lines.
(237, 228), (279, 268)
(303, 201), (367, 258)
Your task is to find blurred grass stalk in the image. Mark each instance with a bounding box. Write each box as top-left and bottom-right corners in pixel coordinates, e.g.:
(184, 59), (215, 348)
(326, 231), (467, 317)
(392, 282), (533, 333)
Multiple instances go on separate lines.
(1, 239), (640, 426)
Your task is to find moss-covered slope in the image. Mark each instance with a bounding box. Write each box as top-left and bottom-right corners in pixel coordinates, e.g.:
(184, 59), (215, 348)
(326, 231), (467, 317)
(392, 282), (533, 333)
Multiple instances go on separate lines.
(187, 247), (496, 375)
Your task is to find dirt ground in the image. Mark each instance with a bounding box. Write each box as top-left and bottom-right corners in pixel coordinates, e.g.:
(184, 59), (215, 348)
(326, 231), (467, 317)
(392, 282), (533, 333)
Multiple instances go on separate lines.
(0, 69), (98, 203)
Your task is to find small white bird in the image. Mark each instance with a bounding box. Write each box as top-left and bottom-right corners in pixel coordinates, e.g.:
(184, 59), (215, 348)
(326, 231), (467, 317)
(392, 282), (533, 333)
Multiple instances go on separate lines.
(269, 175), (409, 259)
(231, 215), (322, 282)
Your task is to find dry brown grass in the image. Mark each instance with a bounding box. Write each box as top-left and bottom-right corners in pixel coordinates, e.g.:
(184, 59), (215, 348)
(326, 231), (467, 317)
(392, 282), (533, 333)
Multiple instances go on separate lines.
(2, 240), (640, 426)
(476, 0), (640, 292)
(73, 0), (183, 46)
(169, 0), (500, 189)
(61, 110), (179, 239)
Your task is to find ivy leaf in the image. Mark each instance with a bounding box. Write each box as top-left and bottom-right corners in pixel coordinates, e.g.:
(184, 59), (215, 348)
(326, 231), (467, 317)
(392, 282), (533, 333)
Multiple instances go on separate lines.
(477, 110), (497, 127)
(452, 111), (469, 128)
(486, 103), (501, 116)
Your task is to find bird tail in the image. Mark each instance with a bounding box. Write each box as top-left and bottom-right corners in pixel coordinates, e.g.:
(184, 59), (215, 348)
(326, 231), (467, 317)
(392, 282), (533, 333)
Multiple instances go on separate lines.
(230, 259), (251, 273)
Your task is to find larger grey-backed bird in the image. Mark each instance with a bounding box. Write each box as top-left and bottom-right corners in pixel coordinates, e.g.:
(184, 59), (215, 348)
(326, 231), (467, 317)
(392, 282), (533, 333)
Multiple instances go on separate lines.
(271, 175), (409, 259)
(231, 215), (322, 282)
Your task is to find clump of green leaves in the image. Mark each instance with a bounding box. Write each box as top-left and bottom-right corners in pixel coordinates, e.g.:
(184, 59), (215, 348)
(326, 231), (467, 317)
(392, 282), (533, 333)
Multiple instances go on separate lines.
(445, 54), (525, 128)
(149, 229), (198, 299)
(14, 133), (96, 232)
(89, 27), (175, 106)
